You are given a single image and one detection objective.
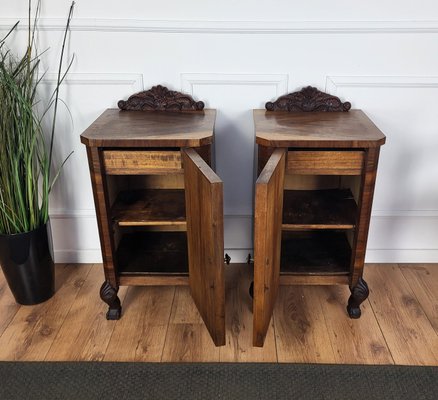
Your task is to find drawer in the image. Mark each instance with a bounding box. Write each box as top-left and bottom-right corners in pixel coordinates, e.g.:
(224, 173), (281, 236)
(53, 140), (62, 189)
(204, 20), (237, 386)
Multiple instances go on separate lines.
(103, 150), (183, 175)
(287, 150), (364, 175)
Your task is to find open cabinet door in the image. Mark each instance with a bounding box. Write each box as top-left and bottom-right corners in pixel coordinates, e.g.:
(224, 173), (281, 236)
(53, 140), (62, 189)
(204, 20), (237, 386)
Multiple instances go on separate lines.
(253, 148), (286, 347)
(182, 148), (225, 346)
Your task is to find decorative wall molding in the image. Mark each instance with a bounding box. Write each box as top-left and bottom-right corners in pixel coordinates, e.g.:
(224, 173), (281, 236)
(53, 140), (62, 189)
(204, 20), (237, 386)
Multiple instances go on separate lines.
(49, 209), (96, 219)
(326, 76), (438, 92)
(41, 72), (145, 264)
(326, 74), (438, 262)
(39, 73), (438, 263)
(2, 18), (438, 34)
(181, 73), (288, 99)
(40, 72), (144, 91)
(372, 210), (438, 218)
(325, 75), (438, 219)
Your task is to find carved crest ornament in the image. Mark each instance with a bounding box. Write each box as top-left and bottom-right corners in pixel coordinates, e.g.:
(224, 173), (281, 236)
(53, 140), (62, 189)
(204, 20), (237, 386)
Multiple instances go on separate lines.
(265, 86), (351, 112)
(118, 85), (205, 111)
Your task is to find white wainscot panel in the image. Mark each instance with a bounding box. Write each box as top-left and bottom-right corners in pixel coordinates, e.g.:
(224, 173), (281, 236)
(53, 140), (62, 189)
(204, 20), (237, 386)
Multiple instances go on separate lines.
(327, 76), (438, 262)
(182, 73), (288, 262)
(3, 18), (438, 34)
(42, 73), (144, 263)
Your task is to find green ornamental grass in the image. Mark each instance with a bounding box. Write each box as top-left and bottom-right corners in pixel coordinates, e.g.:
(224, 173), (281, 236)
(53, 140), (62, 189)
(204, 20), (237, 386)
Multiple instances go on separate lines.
(0, 1), (74, 235)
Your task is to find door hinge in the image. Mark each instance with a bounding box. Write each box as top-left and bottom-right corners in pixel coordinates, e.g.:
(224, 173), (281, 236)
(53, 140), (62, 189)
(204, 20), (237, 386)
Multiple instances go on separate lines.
(224, 253), (231, 265)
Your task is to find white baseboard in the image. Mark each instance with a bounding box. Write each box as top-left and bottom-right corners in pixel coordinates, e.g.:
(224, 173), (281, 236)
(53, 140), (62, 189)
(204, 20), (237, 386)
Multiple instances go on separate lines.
(54, 249), (103, 264)
(49, 211), (438, 264)
(365, 250), (438, 263)
(54, 248), (438, 265)
(54, 247), (252, 264)
(50, 213), (255, 263)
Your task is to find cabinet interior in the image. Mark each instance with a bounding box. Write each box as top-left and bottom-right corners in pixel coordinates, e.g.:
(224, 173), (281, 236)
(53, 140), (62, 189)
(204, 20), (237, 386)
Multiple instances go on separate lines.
(106, 173), (189, 276)
(281, 173), (361, 276)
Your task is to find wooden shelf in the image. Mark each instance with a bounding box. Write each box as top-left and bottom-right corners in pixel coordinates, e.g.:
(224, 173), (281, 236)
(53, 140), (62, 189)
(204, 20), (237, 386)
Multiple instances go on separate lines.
(280, 231), (351, 275)
(116, 232), (188, 275)
(282, 189), (357, 230)
(111, 189), (186, 228)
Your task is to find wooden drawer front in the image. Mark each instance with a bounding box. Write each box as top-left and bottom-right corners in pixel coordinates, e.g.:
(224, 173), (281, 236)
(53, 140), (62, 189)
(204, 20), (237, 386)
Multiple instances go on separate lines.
(287, 151), (364, 175)
(103, 150), (183, 175)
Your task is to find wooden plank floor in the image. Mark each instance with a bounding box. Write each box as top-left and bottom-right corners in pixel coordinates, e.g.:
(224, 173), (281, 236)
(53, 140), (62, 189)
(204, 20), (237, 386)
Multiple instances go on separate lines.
(0, 263), (437, 365)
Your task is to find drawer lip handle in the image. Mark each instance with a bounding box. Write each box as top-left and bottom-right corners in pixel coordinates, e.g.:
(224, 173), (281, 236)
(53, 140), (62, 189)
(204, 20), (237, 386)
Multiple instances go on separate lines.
(286, 150), (364, 175)
(102, 150), (183, 175)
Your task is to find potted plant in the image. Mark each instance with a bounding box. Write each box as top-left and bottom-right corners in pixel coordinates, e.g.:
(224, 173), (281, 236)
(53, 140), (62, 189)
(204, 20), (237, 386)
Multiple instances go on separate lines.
(0, 1), (74, 304)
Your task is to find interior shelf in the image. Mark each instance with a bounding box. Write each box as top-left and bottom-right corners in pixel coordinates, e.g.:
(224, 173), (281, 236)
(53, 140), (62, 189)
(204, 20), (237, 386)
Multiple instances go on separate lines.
(111, 189), (186, 228)
(280, 231), (351, 275)
(116, 231), (188, 275)
(282, 189), (357, 230)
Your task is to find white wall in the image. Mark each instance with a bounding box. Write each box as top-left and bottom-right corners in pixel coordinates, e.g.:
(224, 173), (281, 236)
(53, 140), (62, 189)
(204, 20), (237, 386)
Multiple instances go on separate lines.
(1, 1), (438, 263)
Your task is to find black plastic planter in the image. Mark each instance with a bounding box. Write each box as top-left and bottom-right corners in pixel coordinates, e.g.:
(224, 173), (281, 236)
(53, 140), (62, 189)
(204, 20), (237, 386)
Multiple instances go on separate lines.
(0, 223), (54, 305)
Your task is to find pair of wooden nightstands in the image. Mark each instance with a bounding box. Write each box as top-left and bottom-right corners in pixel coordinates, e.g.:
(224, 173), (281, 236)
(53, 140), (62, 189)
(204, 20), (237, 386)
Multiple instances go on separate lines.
(81, 85), (385, 347)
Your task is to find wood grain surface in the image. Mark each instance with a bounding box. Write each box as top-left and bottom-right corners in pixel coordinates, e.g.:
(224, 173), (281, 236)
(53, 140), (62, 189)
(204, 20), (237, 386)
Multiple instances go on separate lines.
(253, 148), (286, 347)
(80, 109), (216, 147)
(103, 150), (183, 175)
(254, 110), (386, 148)
(274, 285), (337, 363)
(111, 189), (186, 227)
(0, 264), (437, 364)
(86, 147), (118, 288)
(286, 151), (364, 175)
(367, 264), (438, 365)
(220, 265), (277, 362)
(182, 148), (225, 346)
(318, 284), (393, 364)
(399, 264), (438, 334)
(162, 287), (220, 362)
(0, 264), (92, 361)
(45, 265), (128, 361)
(349, 148), (380, 286)
(104, 286), (175, 362)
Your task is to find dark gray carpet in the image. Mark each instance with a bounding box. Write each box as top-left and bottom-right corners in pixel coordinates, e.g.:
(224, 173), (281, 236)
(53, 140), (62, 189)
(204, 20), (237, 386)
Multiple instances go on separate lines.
(0, 362), (437, 400)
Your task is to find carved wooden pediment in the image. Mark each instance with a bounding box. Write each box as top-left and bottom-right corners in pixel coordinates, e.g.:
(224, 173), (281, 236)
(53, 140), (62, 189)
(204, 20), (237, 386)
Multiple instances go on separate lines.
(265, 86), (351, 112)
(118, 85), (205, 111)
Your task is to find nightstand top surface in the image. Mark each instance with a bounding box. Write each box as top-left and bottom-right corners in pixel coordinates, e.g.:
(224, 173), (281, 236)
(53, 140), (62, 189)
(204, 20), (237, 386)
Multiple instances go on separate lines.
(254, 110), (386, 148)
(81, 109), (216, 147)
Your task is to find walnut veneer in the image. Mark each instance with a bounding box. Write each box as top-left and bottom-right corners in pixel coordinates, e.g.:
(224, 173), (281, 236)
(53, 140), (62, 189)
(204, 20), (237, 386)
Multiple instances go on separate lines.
(81, 86), (226, 346)
(252, 87), (386, 347)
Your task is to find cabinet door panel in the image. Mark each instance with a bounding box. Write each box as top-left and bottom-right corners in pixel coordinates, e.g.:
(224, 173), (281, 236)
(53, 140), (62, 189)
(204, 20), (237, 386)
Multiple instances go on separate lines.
(253, 148), (286, 347)
(182, 148), (225, 346)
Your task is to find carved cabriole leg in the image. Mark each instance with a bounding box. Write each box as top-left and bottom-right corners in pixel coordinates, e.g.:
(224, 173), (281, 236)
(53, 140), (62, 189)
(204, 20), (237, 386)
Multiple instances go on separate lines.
(347, 277), (369, 319)
(86, 146), (121, 318)
(348, 147), (380, 317)
(100, 280), (122, 320)
(86, 147), (118, 286)
(249, 281), (254, 299)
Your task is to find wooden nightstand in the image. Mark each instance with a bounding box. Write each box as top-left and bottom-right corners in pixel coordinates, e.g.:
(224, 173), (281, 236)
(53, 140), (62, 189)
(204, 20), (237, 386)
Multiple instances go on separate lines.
(81, 86), (226, 346)
(252, 87), (386, 347)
